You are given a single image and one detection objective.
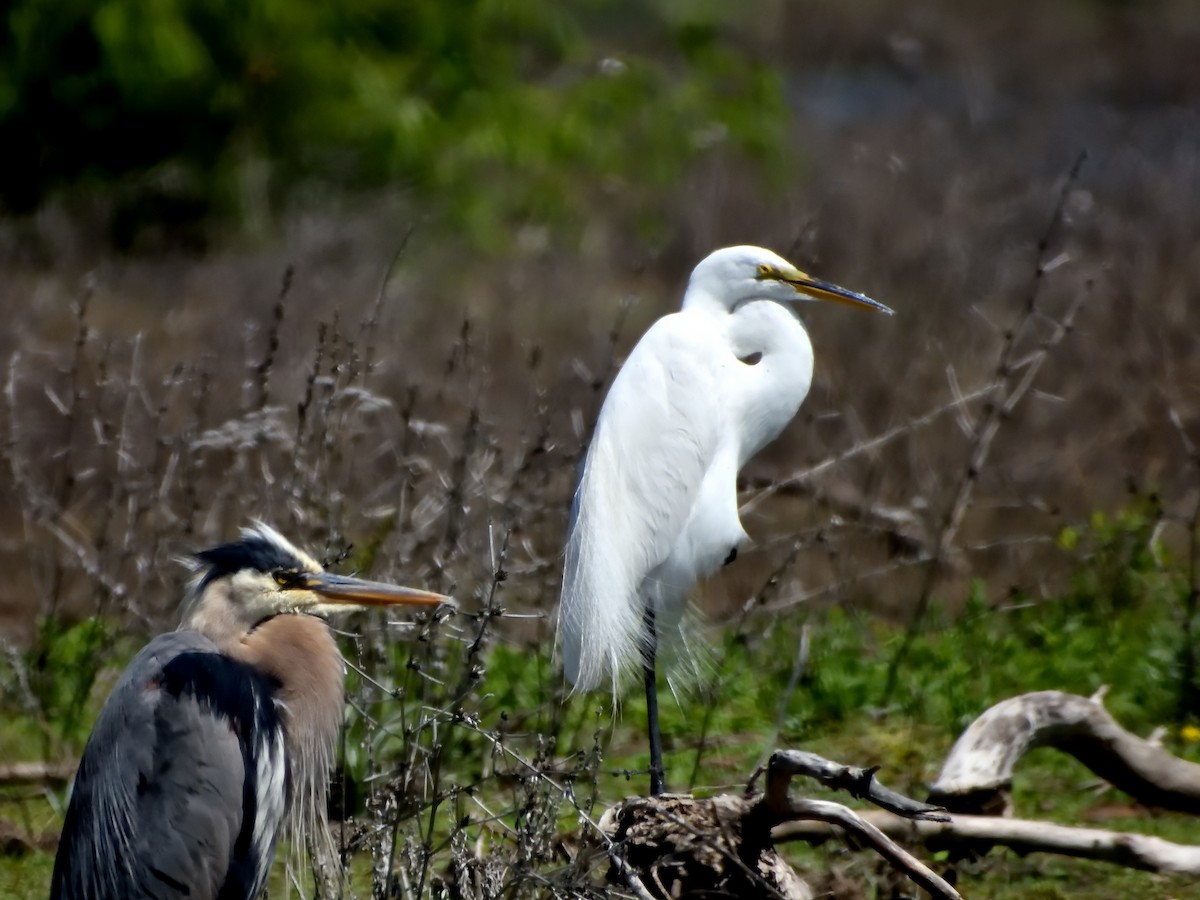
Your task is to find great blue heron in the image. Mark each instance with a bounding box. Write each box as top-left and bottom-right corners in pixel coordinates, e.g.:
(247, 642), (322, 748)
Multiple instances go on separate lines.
(50, 524), (451, 900)
(558, 245), (892, 794)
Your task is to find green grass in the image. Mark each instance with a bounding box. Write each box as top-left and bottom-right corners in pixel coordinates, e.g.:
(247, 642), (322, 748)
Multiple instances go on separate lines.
(0, 855), (53, 900)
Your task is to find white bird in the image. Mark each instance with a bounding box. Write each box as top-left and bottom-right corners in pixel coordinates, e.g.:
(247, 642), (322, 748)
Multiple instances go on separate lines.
(558, 245), (892, 794)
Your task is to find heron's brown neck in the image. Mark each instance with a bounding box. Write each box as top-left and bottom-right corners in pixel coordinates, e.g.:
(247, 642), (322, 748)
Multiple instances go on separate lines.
(234, 614), (345, 763)
(180, 581), (345, 838)
(233, 615), (344, 829)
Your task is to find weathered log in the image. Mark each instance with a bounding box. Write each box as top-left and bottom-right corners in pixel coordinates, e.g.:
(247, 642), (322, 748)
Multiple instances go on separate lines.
(928, 690), (1200, 816)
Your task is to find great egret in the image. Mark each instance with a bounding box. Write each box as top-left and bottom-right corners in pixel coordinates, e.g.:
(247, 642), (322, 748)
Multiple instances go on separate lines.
(558, 245), (892, 794)
(50, 524), (451, 900)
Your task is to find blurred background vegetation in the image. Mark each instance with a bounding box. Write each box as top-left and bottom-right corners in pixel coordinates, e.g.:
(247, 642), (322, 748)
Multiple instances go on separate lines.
(3, 0), (1200, 897)
(0, 0), (785, 249)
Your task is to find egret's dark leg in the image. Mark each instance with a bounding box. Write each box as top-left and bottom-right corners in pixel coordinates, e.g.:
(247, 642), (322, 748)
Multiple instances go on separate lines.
(643, 603), (665, 796)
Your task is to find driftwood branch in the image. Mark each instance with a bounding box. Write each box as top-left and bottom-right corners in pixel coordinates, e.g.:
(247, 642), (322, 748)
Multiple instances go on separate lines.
(928, 690), (1200, 816)
(787, 799), (962, 899)
(762, 749), (949, 822)
(774, 810), (1200, 875)
(761, 751), (959, 900)
(770, 692), (1200, 878)
(0, 761), (76, 786)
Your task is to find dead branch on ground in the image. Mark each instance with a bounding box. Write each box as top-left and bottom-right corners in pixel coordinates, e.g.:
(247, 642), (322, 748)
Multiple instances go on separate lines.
(600, 692), (1200, 896)
(0, 761), (76, 786)
(770, 690), (1200, 878)
(775, 810), (1200, 875)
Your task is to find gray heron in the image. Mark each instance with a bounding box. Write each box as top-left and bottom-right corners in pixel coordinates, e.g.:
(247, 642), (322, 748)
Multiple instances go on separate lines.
(49, 523), (451, 899)
(558, 245), (892, 794)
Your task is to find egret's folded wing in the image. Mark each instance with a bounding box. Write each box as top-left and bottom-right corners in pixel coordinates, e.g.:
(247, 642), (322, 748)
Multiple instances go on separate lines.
(559, 312), (728, 692)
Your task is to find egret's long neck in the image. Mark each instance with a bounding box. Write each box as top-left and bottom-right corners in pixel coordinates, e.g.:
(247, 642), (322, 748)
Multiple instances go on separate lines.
(680, 279), (738, 316)
(725, 301), (815, 463)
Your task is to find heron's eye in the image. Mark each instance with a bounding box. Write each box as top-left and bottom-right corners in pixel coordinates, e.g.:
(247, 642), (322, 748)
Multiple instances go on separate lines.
(755, 264), (774, 280)
(272, 570), (304, 590)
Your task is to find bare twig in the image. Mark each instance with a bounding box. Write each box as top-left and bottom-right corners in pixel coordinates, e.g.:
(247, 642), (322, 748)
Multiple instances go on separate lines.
(883, 151), (1090, 703)
(253, 265), (292, 410)
(740, 383), (998, 516)
(360, 227), (414, 381)
(781, 799), (960, 900)
(762, 750), (949, 823)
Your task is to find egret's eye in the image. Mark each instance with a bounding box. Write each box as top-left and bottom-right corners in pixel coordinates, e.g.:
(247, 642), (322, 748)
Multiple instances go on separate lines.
(755, 263), (774, 280)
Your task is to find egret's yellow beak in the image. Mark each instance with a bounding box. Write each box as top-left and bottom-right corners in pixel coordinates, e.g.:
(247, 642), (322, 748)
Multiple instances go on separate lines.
(775, 266), (893, 315)
(301, 571), (451, 608)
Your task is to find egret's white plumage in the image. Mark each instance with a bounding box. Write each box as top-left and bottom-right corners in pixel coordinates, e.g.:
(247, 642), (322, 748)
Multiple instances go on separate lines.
(559, 246), (892, 705)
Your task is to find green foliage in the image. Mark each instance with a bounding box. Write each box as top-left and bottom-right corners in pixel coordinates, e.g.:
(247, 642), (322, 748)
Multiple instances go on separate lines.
(0, 853), (55, 900)
(26, 616), (112, 755)
(788, 589), (1180, 737)
(1058, 498), (1174, 613)
(0, 0), (787, 246)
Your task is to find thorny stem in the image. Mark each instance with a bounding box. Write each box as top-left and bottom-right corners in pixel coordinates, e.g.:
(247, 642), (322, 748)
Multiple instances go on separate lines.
(294, 321), (329, 478)
(1185, 498), (1200, 721)
(438, 406), (480, 587)
(1168, 409), (1200, 721)
(360, 227), (413, 382)
(883, 150), (1089, 705)
(253, 264), (292, 410)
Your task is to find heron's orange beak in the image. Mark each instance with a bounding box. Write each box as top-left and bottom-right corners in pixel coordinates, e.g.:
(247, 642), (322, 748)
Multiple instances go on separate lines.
(302, 572), (451, 607)
(781, 268), (894, 314)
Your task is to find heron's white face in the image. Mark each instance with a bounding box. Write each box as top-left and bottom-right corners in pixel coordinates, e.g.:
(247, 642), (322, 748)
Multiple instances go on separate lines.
(217, 567), (327, 622)
(223, 565), (449, 623)
(228, 567), (307, 620)
(684, 245), (892, 315)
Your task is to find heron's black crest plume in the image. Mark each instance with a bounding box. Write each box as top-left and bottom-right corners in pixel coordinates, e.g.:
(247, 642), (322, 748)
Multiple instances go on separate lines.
(192, 524), (320, 593)
(196, 537), (304, 578)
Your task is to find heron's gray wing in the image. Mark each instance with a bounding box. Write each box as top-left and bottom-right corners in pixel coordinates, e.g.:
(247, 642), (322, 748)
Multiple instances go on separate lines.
(51, 631), (285, 900)
(559, 311), (731, 691)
